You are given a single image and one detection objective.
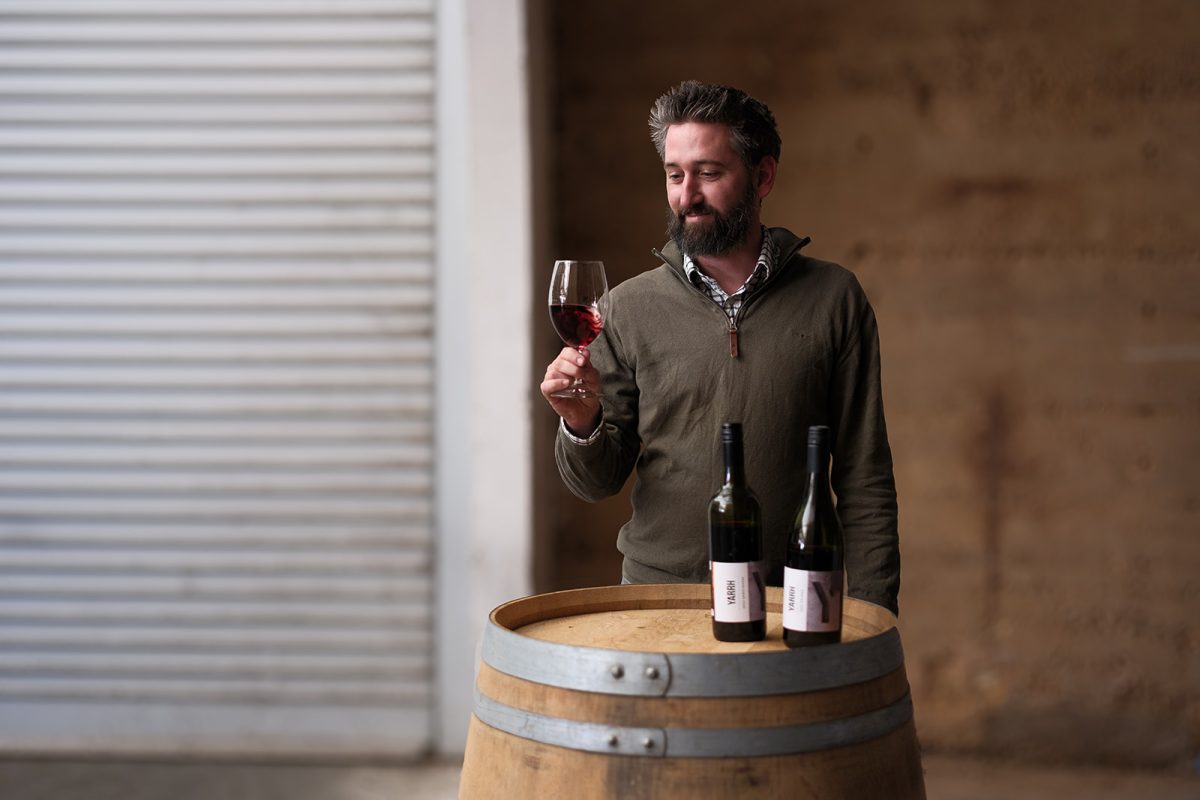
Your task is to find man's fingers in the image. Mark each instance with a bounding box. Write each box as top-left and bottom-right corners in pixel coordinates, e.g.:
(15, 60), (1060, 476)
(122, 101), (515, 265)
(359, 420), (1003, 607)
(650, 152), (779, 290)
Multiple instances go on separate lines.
(540, 376), (572, 394)
(558, 346), (589, 367)
(549, 352), (596, 381)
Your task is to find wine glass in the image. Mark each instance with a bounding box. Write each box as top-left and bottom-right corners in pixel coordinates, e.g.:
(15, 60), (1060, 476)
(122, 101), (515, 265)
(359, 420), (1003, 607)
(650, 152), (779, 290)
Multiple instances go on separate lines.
(548, 260), (609, 399)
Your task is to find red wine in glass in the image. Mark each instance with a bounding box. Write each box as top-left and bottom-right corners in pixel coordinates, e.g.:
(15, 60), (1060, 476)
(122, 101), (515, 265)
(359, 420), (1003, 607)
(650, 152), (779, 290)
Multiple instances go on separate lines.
(548, 260), (609, 399)
(549, 303), (603, 348)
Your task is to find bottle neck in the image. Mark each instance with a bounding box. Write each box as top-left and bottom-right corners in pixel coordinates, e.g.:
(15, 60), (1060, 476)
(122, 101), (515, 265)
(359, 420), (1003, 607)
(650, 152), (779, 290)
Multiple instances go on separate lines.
(807, 440), (829, 475)
(723, 438), (745, 486)
(797, 444), (831, 537)
(805, 466), (829, 502)
(804, 437), (831, 510)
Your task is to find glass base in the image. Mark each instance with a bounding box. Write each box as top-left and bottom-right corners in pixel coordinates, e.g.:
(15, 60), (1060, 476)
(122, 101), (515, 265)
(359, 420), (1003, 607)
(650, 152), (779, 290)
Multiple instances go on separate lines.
(550, 384), (597, 400)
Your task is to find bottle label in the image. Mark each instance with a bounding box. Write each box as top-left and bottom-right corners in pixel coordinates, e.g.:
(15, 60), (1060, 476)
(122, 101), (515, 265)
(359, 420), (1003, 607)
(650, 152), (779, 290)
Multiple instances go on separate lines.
(710, 560), (765, 623)
(782, 567), (844, 632)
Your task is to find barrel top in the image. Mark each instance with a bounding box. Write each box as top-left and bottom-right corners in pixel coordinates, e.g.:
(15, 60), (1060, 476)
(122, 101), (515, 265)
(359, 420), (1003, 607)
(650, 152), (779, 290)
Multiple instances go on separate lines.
(492, 583), (896, 654)
(481, 584), (905, 698)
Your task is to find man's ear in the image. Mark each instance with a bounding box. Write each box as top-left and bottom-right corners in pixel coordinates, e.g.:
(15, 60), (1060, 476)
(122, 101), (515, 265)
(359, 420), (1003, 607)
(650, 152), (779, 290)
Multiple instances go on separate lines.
(755, 156), (778, 200)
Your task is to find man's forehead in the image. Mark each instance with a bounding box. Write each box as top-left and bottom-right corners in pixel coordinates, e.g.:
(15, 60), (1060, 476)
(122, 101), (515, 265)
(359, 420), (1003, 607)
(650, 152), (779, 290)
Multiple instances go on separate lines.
(663, 122), (737, 163)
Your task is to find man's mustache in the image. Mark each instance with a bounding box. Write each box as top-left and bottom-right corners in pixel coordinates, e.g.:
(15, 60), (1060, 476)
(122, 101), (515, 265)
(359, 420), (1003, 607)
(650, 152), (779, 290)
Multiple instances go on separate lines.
(679, 203), (716, 219)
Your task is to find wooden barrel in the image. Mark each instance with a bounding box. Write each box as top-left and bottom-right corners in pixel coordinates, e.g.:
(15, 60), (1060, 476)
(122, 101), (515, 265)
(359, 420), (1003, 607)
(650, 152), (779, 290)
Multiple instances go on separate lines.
(459, 583), (925, 799)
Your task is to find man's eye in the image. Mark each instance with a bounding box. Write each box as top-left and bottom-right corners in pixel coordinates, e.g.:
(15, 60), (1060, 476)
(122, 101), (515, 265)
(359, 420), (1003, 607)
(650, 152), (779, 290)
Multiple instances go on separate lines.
(700, 171), (719, 179)
(667, 173), (682, 182)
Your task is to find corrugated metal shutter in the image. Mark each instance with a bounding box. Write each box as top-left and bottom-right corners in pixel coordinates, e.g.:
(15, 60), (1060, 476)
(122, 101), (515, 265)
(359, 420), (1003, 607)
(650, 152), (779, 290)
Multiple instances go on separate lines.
(0, 0), (436, 756)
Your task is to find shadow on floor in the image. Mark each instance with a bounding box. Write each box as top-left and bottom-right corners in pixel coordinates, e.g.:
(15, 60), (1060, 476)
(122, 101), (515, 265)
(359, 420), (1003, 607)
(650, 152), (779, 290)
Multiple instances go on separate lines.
(1, 753), (1197, 799)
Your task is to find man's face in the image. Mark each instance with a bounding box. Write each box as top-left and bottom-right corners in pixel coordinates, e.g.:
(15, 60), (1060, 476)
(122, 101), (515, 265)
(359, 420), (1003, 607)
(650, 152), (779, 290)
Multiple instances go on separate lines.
(663, 122), (764, 257)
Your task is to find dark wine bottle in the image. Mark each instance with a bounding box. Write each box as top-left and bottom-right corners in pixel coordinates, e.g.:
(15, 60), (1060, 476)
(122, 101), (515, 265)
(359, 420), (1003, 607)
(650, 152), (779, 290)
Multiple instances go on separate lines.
(783, 425), (845, 647)
(708, 422), (765, 642)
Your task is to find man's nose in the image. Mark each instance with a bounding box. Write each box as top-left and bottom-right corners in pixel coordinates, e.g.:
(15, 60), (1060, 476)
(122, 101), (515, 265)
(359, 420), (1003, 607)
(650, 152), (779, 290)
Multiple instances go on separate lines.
(679, 174), (703, 206)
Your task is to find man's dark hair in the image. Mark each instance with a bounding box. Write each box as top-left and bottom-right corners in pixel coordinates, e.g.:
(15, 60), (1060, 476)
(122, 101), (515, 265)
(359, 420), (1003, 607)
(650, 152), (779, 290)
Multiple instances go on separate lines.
(648, 80), (782, 168)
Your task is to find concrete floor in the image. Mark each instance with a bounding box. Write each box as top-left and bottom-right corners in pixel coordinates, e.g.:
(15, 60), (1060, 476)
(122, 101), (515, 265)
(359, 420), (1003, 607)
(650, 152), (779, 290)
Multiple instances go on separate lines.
(0, 754), (1196, 799)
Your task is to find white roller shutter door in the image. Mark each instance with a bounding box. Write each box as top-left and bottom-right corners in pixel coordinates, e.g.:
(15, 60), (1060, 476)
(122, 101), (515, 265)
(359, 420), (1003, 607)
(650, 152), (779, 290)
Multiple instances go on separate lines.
(0, 0), (437, 756)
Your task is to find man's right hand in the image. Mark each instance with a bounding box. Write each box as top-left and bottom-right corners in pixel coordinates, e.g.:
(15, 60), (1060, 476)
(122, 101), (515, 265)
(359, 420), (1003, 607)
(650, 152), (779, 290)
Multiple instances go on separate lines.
(540, 346), (602, 437)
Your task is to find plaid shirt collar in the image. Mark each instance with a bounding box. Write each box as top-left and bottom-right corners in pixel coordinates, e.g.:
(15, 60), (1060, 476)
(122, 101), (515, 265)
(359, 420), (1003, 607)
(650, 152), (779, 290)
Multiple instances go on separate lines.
(683, 226), (777, 310)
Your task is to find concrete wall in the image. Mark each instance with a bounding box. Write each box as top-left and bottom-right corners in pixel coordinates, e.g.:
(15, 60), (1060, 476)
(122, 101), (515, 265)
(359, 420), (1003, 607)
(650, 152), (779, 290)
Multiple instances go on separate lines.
(436, 0), (536, 753)
(533, 0), (1199, 768)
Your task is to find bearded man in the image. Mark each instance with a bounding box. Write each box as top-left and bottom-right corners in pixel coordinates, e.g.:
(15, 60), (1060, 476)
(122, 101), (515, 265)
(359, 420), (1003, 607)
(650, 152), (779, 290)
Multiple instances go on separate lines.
(540, 80), (901, 615)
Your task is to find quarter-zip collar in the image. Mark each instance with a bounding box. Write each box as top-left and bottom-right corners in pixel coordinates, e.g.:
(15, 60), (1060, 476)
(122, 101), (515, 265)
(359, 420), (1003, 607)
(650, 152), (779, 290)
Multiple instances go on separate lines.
(681, 226), (777, 301)
(652, 227), (812, 357)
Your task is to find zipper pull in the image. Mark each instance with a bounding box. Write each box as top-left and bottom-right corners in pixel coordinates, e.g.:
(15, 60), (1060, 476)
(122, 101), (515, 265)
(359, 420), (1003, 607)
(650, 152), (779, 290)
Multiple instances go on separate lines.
(728, 322), (739, 358)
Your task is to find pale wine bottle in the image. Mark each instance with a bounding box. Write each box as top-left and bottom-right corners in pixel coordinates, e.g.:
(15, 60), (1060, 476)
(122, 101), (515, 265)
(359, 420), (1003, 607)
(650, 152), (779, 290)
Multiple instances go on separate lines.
(783, 425), (845, 647)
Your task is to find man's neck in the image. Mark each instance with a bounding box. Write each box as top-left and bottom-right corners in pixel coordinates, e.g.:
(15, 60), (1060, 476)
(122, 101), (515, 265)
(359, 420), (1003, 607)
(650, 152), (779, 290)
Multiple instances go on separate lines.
(691, 227), (764, 295)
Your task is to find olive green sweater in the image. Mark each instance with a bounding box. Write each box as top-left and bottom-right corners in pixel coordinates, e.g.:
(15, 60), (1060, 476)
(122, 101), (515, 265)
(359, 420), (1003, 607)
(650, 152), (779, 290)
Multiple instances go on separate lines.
(555, 228), (900, 614)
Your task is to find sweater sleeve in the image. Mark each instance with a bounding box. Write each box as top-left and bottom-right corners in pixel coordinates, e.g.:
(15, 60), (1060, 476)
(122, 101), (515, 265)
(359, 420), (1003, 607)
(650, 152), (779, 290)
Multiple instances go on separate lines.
(553, 318), (641, 502)
(829, 281), (901, 615)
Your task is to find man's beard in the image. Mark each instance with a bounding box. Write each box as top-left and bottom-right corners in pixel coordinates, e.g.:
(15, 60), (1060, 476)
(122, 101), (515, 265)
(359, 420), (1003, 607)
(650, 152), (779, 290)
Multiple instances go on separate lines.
(666, 181), (758, 257)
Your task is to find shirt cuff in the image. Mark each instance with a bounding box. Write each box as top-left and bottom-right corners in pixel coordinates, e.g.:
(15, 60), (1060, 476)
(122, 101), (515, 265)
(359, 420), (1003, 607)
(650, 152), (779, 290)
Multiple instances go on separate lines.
(559, 415), (603, 445)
